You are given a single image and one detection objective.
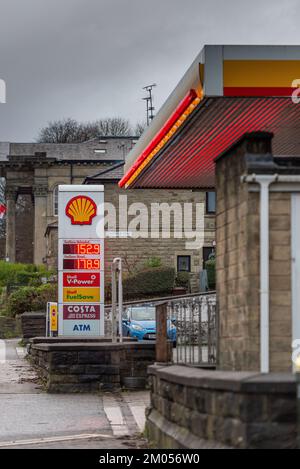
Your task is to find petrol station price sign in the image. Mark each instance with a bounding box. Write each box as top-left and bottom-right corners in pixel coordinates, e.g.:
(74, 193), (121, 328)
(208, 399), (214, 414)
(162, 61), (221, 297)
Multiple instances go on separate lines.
(58, 185), (104, 336)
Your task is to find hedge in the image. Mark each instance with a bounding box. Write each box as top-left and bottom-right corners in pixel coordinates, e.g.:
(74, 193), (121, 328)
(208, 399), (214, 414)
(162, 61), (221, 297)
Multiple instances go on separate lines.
(0, 261), (53, 288)
(123, 267), (175, 300)
(6, 283), (57, 317)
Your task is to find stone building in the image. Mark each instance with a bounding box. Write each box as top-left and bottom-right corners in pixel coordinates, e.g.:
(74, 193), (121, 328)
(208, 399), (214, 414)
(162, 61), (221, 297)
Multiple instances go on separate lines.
(0, 139), (215, 291)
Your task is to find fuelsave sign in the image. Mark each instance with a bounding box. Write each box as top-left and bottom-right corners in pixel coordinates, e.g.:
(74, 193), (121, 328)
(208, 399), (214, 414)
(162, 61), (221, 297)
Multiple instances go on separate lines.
(58, 185), (105, 336)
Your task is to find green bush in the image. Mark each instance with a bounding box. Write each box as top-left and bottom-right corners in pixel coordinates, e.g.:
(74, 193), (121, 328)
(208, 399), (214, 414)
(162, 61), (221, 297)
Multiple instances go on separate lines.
(0, 261), (54, 289)
(205, 259), (216, 290)
(123, 267), (175, 300)
(6, 283), (57, 317)
(175, 271), (190, 290)
(144, 257), (162, 269)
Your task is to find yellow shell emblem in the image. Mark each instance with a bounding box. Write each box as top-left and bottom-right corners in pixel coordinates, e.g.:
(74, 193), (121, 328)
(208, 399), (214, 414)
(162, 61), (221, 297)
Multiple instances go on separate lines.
(66, 195), (97, 225)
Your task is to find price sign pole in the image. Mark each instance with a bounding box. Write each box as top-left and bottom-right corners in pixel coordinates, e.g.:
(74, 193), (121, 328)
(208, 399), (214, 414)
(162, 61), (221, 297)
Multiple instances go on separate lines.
(58, 185), (104, 336)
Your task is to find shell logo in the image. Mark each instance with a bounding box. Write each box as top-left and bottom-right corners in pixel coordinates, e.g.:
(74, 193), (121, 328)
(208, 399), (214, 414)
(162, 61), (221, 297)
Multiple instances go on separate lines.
(65, 195), (97, 225)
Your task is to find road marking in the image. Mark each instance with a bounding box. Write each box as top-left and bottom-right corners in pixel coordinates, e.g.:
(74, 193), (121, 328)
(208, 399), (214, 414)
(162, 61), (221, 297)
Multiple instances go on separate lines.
(0, 433), (111, 448)
(103, 395), (129, 436)
(127, 405), (146, 432)
(16, 347), (27, 359)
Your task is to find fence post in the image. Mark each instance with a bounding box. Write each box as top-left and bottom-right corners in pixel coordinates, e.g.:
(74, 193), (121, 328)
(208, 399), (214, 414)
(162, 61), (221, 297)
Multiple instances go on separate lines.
(156, 302), (170, 364)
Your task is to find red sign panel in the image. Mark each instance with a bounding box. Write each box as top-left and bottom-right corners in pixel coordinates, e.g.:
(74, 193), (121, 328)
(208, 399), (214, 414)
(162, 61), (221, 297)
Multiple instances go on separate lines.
(63, 304), (101, 320)
(63, 272), (100, 287)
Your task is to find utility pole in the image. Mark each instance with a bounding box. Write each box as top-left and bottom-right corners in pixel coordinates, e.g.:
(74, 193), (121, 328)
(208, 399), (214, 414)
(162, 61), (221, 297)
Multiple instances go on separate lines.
(143, 84), (156, 126)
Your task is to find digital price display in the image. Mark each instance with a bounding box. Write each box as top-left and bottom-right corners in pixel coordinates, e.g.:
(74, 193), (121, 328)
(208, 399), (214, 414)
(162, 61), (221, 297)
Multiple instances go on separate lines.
(63, 243), (100, 255)
(63, 258), (101, 270)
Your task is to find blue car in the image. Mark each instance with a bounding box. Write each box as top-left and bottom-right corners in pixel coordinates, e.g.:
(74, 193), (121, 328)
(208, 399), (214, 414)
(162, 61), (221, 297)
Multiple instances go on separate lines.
(122, 305), (176, 344)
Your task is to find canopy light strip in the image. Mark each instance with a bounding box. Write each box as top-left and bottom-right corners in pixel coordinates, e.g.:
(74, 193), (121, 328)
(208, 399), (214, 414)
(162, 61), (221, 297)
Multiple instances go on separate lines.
(119, 89), (202, 188)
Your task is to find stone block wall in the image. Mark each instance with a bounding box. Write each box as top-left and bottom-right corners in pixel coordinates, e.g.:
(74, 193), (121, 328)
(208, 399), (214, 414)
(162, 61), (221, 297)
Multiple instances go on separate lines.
(146, 365), (297, 449)
(29, 341), (156, 393)
(20, 312), (46, 342)
(0, 316), (21, 339)
(216, 139), (260, 371)
(216, 133), (293, 372)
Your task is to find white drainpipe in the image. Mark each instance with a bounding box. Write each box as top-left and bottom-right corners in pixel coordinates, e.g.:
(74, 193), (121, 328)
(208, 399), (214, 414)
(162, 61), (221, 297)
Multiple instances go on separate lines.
(242, 174), (278, 373)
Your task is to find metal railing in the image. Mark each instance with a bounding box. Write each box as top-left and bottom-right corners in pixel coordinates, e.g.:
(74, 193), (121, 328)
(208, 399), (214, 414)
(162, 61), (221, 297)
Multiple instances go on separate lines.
(167, 293), (217, 367)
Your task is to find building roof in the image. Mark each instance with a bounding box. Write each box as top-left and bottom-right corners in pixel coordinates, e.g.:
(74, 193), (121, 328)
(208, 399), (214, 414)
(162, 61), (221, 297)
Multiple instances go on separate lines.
(0, 137), (138, 163)
(120, 45), (300, 189)
(84, 162), (125, 184)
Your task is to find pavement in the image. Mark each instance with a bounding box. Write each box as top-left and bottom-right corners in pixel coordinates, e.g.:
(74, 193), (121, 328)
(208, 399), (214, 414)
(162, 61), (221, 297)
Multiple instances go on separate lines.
(0, 339), (150, 449)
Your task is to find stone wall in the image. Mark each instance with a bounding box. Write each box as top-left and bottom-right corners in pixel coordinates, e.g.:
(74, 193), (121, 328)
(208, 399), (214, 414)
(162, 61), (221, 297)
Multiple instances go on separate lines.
(216, 132), (293, 372)
(216, 138), (254, 371)
(20, 312), (46, 342)
(103, 184), (215, 293)
(146, 365), (297, 449)
(0, 316), (21, 339)
(29, 341), (156, 393)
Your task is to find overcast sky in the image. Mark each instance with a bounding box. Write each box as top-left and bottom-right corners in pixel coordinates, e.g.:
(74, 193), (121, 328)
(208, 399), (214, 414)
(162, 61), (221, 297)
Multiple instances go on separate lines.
(0, 0), (299, 142)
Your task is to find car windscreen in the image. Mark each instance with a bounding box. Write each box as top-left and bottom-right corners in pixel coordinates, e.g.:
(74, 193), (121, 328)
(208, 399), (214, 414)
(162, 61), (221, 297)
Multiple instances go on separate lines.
(130, 307), (156, 321)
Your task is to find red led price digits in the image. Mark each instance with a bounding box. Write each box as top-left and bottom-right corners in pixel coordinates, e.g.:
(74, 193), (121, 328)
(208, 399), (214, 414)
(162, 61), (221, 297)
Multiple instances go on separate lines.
(63, 258), (100, 270)
(63, 243), (100, 255)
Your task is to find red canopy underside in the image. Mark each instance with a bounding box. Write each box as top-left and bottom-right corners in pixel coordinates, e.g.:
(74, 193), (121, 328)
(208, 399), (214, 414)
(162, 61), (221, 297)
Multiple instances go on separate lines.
(131, 97), (300, 189)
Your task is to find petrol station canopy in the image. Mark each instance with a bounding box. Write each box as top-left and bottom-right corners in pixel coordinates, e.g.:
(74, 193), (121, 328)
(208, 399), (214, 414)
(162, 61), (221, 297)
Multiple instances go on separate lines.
(119, 45), (300, 190)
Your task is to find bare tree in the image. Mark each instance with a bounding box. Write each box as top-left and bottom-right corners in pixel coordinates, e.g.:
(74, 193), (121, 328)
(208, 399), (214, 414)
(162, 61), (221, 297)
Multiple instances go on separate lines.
(95, 118), (132, 137)
(134, 121), (147, 137)
(37, 117), (135, 143)
(37, 118), (81, 143)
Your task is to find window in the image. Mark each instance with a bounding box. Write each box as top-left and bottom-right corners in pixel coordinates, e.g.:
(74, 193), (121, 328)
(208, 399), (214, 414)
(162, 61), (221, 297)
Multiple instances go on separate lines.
(206, 191), (216, 214)
(177, 255), (191, 272)
(53, 186), (58, 216)
(94, 149), (107, 154)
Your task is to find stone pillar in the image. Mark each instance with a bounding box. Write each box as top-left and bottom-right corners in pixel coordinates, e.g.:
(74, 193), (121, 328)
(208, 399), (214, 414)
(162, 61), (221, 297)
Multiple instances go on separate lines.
(216, 132), (274, 372)
(33, 185), (48, 266)
(5, 187), (17, 263)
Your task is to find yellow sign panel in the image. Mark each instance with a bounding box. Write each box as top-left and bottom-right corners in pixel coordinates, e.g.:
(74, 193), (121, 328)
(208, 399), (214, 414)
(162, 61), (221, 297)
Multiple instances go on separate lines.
(49, 303), (58, 332)
(223, 60), (300, 88)
(63, 287), (100, 303)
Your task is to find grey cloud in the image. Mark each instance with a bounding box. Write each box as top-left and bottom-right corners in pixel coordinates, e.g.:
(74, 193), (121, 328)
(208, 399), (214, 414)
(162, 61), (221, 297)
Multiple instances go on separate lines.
(0, 0), (299, 141)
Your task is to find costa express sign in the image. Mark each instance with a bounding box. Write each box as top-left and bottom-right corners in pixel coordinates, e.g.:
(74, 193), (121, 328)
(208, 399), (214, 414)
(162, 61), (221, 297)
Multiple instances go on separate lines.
(63, 304), (101, 320)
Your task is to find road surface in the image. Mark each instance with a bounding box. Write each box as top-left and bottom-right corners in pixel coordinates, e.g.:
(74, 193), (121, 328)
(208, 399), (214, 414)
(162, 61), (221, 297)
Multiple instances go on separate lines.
(0, 339), (149, 449)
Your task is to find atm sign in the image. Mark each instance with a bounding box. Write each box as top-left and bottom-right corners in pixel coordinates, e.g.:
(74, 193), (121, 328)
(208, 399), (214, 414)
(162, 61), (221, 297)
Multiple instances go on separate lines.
(63, 272), (100, 287)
